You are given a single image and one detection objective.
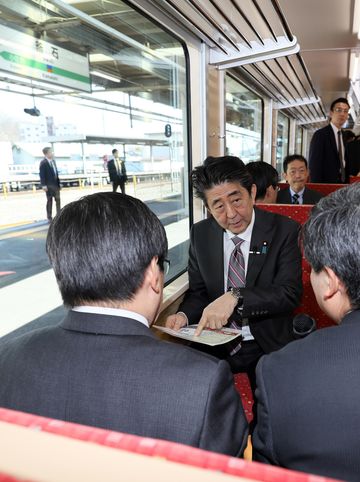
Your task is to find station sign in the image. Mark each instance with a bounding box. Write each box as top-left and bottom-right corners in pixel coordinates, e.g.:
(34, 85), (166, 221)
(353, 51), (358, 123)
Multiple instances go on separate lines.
(0, 24), (91, 92)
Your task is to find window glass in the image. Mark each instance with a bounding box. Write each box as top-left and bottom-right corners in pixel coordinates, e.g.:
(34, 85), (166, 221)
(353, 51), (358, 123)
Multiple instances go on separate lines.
(225, 76), (263, 163)
(295, 125), (303, 154)
(276, 112), (290, 173)
(0, 0), (189, 337)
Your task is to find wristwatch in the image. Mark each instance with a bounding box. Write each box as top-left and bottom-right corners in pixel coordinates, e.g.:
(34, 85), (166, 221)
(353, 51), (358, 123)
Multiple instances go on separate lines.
(228, 287), (244, 316)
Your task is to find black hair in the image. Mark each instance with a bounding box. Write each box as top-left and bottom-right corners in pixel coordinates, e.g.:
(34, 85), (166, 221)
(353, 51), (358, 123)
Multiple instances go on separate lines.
(283, 154), (308, 173)
(42, 147), (52, 156)
(246, 161), (279, 200)
(191, 156), (252, 205)
(46, 192), (168, 307)
(302, 183), (360, 309)
(112, 148), (118, 155)
(330, 97), (350, 111)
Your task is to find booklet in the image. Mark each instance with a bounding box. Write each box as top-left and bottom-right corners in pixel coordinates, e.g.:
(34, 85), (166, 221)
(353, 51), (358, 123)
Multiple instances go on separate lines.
(153, 324), (243, 346)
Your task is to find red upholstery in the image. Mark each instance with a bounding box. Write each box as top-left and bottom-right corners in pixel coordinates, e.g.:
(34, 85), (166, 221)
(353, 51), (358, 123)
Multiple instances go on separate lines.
(0, 408), (342, 482)
(278, 182), (346, 196)
(349, 175), (360, 184)
(257, 203), (334, 329)
(234, 204), (334, 421)
(304, 183), (345, 196)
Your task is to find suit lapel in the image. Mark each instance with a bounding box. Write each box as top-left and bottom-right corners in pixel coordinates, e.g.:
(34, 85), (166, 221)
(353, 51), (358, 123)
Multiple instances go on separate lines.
(246, 208), (275, 287)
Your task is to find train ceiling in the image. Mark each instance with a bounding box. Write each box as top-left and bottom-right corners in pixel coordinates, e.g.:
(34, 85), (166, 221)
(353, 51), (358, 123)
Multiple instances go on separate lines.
(0, 0), (358, 128)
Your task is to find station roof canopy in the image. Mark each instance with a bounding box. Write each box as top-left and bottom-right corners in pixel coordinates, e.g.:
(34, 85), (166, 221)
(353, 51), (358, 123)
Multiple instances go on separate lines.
(53, 136), (170, 146)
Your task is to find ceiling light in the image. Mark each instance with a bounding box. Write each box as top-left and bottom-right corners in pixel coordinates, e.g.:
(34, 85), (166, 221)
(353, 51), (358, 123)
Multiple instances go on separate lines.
(90, 70), (121, 83)
(89, 53), (114, 62)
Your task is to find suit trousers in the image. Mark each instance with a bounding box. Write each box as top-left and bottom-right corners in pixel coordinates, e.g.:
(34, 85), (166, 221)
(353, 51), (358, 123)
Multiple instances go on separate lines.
(112, 178), (126, 194)
(45, 187), (61, 220)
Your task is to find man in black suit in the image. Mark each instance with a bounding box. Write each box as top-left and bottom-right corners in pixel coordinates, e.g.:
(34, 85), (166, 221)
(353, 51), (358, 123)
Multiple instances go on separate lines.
(107, 148), (127, 193)
(0, 192), (248, 456)
(253, 183), (360, 481)
(246, 161), (279, 204)
(309, 97), (350, 183)
(277, 154), (323, 205)
(39, 146), (61, 221)
(166, 156), (302, 392)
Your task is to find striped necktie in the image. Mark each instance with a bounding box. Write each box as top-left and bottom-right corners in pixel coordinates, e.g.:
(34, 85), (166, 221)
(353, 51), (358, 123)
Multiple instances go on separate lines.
(337, 130), (346, 182)
(227, 236), (246, 289)
(227, 236), (245, 355)
(292, 193), (300, 204)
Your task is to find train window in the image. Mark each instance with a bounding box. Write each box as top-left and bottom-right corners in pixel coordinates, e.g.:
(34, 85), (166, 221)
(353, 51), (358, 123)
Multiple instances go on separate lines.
(0, 1), (189, 337)
(225, 76), (263, 163)
(276, 112), (290, 173)
(295, 125), (304, 154)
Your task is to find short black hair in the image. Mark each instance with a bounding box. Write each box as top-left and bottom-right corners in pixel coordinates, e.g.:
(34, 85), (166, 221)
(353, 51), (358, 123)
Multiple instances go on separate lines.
(330, 97), (350, 111)
(191, 156), (252, 205)
(246, 161), (278, 200)
(112, 148), (118, 155)
(46, 192), (168, 307)
(283, 154), (308, 173)
(42, 147), (52, 156)
(302, 183), (360, 309)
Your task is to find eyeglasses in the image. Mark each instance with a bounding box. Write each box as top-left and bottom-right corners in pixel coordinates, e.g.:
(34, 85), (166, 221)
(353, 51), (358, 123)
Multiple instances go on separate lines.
(158, 258), (171, 275)
(333, 108), (349, 114)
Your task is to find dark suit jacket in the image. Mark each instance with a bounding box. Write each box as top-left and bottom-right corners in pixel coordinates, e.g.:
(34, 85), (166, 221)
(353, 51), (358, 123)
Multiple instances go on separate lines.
(179, 207), (302, 353)
(345, 138), (360, 178)
(0, 310), (248, 456)
(107, 158), (127, 183)
(252, 310), (360, 481)
(39, 158), (60, 188)
(276, 186), (323, 205)
(309, 124), (345, 183)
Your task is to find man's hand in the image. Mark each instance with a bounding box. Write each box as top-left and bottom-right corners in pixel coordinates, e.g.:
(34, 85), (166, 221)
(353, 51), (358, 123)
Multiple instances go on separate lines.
(165, 313), (187, 331)
(195, 292), (237, 336)
(42, 186), (48, 192)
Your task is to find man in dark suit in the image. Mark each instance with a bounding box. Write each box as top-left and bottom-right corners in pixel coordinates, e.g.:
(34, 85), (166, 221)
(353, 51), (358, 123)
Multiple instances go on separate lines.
(253, 183), (360, 481)
(166, 156), (302, 392)
(246, 161), (279, 204)
(309, 97), (350, 183)
(277, 154), (323, 205)
(0, 192), (247, 456)
(107, 148), (127, 193)
(39, 146), (61, 221)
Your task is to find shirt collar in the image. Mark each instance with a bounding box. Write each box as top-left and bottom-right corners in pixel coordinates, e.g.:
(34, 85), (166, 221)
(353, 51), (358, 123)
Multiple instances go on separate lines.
(225, 208), (255, 243)
(72, 306), (149, 327)
(289, 186), (305, 197)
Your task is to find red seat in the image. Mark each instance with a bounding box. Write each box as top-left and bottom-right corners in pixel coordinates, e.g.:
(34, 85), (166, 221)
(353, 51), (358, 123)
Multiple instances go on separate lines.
(0, 407), (342, 482)
(349, 175), (360, 184)
(235, 204), (334, 420)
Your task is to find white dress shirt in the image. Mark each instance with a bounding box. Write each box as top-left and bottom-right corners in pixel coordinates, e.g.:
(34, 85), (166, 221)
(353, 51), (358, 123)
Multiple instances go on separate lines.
(72, 305), (149, 327)
(289, 187), (305, 204)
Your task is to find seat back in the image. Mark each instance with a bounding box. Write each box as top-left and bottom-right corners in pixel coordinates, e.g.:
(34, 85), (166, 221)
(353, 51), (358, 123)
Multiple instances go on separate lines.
(349, 175), (360, 184)
(305, 183), (345, 196)
(0, 407), (343, 482)
(258, 203), (334, 329)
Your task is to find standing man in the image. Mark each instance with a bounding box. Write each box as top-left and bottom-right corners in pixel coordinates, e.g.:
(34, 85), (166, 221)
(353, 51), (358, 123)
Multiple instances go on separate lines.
(277, 154), (323, 204)
(0, 192), (248, 456)
(253, 183), (360, 481)
(309, 97), (350, 183)
(166, 156), (302, 392)
(107, 148), (127, 193)
(39, 146), (61, 222)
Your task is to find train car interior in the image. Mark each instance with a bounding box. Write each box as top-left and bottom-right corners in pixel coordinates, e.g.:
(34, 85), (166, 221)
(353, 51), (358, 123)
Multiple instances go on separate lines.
(0, 0), (359, 480)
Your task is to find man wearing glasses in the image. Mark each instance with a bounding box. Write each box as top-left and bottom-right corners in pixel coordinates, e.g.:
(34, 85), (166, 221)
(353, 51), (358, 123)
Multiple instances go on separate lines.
(309, 97), (350, 183)
(0, 192), (248, 457)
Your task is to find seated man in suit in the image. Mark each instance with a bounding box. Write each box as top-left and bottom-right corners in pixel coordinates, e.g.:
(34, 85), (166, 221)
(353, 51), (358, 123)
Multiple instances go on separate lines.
(0, 192), (248, 457)
(253, 182), (360, 481)
(166, 156), (302, 397)
(246, 161), (279, 204)
(277, 154), (323, 205)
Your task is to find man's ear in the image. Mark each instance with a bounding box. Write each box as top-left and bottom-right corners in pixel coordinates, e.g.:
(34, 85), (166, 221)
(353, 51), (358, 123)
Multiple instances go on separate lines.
(251, 183), (257, 202)
(323, 266), (343, 300)
(147, 257), (162, 294)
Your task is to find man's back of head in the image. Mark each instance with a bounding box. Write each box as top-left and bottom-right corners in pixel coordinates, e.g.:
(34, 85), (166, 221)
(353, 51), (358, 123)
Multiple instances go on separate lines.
(246, 161), (279, 202)
(47, 192), (168, 308)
